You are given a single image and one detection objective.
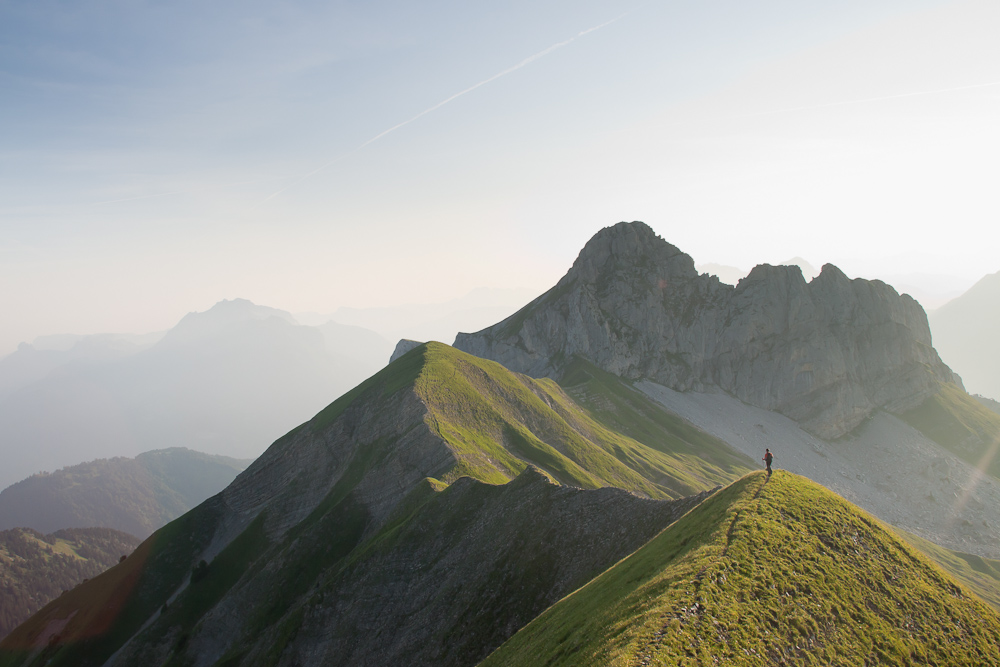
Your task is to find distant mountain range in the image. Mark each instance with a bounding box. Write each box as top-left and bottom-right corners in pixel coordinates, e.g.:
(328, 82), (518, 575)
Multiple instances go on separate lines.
(930, 270), (1000, 402)
(0, 527), (141, 641)
(0, 299), (392, 489)
(3, 223), (999, 666)
(0, 448), (250, 538)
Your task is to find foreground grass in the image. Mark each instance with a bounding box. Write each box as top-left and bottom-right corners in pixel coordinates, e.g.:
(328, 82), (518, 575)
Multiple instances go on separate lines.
(480, 471), (1000, 667)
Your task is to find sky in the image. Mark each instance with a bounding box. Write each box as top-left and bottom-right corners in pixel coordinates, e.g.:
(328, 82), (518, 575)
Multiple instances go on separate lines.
(3, 0), (999, 356)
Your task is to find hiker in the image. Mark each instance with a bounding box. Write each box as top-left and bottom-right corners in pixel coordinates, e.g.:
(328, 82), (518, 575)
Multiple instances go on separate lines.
(763, 448), (773, 476)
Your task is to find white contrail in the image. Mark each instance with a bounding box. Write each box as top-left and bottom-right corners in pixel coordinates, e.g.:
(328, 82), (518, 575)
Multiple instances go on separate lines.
(261, 11), (632, 203)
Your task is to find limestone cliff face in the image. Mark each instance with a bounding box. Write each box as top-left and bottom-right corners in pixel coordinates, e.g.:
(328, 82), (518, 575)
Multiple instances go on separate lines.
(455, 221), (960, 439)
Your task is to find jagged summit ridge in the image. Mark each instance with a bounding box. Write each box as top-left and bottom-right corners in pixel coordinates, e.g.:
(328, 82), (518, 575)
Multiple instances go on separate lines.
(455, 221), (959, 439)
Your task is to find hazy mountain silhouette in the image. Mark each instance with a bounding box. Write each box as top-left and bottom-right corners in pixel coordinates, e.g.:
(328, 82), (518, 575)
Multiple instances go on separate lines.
(930, 270), (1000, 401)
(0, 333), (162, 402)
(0, 448), (250, 538)
(0, 299), (392, 489)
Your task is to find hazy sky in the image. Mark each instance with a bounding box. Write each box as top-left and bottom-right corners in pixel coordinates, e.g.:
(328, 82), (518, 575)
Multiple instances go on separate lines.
(3, 0), (999, 355)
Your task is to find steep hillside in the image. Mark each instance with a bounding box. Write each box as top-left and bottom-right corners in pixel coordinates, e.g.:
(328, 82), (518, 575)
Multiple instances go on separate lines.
(931, 270), (1000, 401)
(121, 471), (709, 667)
(0, 342), (740, 667)
(481, 472), (1000, 667)
(900, 382), (1000, 481)
(0, 528), (141, 641)
(456, 221), (959, 439)
(0, 299), (391, 489)
(0, 449), (251, 538)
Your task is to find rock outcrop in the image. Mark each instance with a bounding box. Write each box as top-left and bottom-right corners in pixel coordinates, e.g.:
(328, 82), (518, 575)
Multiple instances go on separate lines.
(455, 221), (960, 439)
(389, 338), (423, 363)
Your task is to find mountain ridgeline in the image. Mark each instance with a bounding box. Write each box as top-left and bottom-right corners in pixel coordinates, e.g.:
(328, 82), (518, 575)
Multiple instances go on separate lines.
(0, 298), (392, 490)
(0, 343), (746, 667)
(456, 221), (960, 439)
(930, 269), (1000, 402)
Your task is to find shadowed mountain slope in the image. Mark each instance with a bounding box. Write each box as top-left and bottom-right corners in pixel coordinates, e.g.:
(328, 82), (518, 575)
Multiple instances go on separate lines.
(190, 471), (710, 667)
(0, 449), (251, 538)
(0, 342), (740, 667)
(480, 471), (1000, 667)
(456, 221), (959, 439)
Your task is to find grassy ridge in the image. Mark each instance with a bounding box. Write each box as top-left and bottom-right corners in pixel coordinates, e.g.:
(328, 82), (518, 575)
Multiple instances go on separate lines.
(901, 382), (1000, 480)
(414, 343), (746, 498)
(480, 471), (1000, 667)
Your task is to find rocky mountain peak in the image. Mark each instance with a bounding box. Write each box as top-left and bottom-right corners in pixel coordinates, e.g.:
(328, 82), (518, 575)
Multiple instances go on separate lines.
(455, 221), (961, 439)
(564, 221), (696, 287)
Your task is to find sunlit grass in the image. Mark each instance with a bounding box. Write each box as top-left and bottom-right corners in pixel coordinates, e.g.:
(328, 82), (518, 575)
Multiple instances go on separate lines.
(481, 471), (1000, 667)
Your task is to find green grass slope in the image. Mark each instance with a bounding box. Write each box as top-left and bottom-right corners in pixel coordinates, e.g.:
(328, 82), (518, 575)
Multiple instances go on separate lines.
(411, 342), (748, 498)
(900, 382), (1000, 481)
(481, 471), (1000, 667)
